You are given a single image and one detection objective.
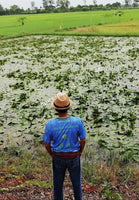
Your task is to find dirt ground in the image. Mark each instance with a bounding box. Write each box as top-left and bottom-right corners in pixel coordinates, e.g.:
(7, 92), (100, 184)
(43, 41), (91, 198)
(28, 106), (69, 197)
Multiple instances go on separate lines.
(0, 172), (139, 200)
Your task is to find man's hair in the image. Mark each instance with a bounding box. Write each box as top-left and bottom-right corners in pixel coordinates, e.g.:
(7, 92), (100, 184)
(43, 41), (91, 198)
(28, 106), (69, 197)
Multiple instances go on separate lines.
(55, 109), (68, 113)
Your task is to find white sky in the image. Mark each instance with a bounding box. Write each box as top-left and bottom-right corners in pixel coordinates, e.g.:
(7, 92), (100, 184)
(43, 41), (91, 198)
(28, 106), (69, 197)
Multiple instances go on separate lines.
(0, 0), (124, 9)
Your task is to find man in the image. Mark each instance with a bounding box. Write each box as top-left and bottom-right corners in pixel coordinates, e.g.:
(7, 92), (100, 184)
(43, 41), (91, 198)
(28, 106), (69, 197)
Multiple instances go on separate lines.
(42, 92), (86, 200)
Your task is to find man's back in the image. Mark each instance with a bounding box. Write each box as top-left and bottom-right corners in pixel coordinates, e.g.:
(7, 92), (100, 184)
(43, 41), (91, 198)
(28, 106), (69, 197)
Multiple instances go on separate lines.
(43, 116), (86, 153)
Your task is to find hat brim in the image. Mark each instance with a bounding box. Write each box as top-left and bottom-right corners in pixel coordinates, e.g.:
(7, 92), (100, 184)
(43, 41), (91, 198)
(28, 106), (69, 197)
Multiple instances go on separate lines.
(51, 100), (72, 110)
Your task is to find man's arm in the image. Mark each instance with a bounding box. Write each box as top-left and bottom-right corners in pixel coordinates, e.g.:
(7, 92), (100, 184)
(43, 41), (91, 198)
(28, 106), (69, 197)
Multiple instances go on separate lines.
(44, 142), (53, 157)
(79, 138), (86, 156)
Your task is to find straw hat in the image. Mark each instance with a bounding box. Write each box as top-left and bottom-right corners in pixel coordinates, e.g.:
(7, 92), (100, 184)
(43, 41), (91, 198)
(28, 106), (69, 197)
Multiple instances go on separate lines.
(52, 92), (72, 110)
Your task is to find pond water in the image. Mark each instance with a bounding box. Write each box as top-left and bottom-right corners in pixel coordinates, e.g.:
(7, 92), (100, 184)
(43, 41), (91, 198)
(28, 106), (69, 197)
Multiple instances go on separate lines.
(0, 36), (138, 162)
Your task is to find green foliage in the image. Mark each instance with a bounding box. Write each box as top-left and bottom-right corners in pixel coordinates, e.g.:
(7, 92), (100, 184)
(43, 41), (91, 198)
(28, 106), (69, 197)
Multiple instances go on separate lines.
(82, 145), (138, 189)
(0, 93), (4, 101)
(102, 184), (123, 200)
(19, 93), (27, 101)
(0, 59), (8, 65)
(114, 10), (124, 16)
(0, 145), (52, 178)
(17, 17), (27, 26)
(24, 180), (53, 188)
(127, 47), (139, 59)
(10, 82), (25, 90)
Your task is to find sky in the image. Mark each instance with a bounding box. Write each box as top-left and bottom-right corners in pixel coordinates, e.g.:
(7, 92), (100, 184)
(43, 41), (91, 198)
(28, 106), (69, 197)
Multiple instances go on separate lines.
(0, 0), (124, 9)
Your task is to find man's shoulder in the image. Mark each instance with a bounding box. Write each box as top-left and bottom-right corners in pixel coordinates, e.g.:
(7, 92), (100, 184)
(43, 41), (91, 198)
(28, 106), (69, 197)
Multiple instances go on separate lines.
(46, 118), (57, 126)
(70, 116), (82, 123)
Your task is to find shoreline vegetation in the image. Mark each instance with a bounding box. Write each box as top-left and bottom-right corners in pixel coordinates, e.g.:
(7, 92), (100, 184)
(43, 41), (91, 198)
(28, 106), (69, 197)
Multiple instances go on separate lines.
(0, 9), (139, 39)
(0, 144), (139, 199)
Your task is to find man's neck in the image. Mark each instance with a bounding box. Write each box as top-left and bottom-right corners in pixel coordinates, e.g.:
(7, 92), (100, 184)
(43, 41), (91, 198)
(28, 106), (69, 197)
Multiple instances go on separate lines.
(58, 112), (69, 118)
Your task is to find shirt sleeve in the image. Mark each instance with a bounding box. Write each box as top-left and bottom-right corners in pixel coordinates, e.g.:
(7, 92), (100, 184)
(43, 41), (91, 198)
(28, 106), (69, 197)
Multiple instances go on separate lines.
(78, 118), (86, 139)
(42, 121), (52, 143)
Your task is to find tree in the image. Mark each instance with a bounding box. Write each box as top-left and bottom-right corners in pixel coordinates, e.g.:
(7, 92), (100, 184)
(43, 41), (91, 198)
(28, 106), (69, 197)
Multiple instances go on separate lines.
(112, 2), (121, 8)
(133, 0), (139, 6)
(18, 17), (27, 26)
(64, 0), (70, 8)
(93, 0), (97, 6)
(10, 5), (20, 13)
(0, 4), (4, 15)
(31, 1), (35, 10)
(56, 0), (70, 9)
(42, 0), (55, 9)
(124, 0), (132, 6)
(0, 4), (3, 11)
(106, 3), (112, 8)
(42, 0), (48, 9)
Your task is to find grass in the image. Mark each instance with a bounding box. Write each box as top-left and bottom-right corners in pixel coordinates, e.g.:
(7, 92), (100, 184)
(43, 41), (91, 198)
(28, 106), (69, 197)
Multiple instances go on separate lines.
(0, 143), (138, 185)
(0, 145), (52, 179)
(0, 9), (139, 38)
(0, 144), (138, 199)
(82, 146), (138, 186)
(72, 20), (139, 35)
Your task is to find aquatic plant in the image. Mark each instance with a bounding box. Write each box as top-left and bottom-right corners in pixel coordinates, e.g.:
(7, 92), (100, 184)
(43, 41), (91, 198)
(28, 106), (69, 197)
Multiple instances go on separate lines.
(0, 35), (138, 163)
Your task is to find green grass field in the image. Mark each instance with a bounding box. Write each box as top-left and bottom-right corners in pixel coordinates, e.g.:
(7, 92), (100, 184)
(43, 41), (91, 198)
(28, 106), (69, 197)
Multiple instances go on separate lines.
(0, 9), (139, 38)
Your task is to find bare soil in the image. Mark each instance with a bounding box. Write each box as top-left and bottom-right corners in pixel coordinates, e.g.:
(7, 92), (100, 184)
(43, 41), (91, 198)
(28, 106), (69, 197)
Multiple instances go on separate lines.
(0, 171), (138, 200)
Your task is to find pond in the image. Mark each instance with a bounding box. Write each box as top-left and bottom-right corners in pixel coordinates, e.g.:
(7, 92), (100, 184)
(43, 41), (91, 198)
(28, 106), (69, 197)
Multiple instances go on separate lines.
(0, 36), (138, 162)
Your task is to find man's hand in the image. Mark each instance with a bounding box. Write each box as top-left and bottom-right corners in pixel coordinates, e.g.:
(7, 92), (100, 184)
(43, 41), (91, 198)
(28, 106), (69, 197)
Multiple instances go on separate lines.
(79, 138), (86, 156)
(44, 142), (53, 157)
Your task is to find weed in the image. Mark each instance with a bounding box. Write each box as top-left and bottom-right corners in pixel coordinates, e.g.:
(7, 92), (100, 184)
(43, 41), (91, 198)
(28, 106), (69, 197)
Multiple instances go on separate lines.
(82, 146), (138, 186)
(0, 59), (8, 65)
(0, 93), (4, 101)
(0, 145), (52, 179)
(19, 93), (27, 101)
(102, 184), (123, 200)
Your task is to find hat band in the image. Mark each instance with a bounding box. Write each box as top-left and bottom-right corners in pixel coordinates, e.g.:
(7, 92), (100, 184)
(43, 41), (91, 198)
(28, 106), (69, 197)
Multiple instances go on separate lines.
(54, 102), (70, 109)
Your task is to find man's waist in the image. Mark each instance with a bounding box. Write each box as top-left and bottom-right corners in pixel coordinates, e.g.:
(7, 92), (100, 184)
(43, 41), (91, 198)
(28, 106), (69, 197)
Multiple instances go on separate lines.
(53, 151), (80, 158)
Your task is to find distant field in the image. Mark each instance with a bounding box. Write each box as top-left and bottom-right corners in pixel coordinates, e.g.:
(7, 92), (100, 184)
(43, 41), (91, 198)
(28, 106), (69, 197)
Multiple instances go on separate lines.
(0, 9), (139, 38)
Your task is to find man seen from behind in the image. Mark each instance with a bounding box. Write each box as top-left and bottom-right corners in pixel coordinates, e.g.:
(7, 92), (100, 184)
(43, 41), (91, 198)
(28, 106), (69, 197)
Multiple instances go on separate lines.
(42, 92), (86, 200)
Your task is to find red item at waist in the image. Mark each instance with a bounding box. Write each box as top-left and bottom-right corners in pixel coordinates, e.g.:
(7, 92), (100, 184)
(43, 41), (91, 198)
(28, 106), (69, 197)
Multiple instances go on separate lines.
(53, 151), (80, 159)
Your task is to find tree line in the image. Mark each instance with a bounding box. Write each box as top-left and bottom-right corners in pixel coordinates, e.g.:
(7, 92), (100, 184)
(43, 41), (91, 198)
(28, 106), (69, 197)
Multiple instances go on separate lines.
(0, 0), (138, 15)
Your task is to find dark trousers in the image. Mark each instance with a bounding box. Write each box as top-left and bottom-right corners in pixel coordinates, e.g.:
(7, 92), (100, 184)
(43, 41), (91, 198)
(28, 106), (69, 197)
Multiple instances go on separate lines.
(52, 156), (82, 200)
